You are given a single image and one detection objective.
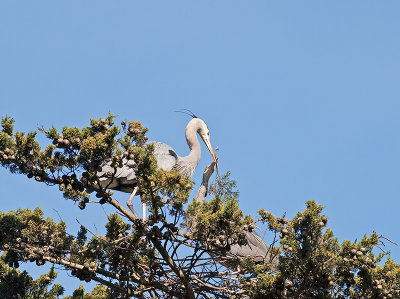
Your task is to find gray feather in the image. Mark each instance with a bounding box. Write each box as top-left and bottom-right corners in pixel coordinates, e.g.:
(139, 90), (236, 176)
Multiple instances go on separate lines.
(228, 231), (273, 263)
(151, 142), (179, 171)
(193, 163), (279, 270)
(97, 142), (181, 192)
(96, 118), (211, 194)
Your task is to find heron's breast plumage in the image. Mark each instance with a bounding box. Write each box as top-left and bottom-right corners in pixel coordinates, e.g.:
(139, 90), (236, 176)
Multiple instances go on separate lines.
(172, 160), (197, 177)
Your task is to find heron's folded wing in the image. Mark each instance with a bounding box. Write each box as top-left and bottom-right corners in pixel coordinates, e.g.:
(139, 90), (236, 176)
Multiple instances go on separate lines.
(98, 158), (137, 182)
(228, 231), (269, 259)
(150, 142), (179, 171)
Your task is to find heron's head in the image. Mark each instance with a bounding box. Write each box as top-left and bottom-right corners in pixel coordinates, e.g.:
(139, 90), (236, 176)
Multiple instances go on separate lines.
(191, 118), (218, 168)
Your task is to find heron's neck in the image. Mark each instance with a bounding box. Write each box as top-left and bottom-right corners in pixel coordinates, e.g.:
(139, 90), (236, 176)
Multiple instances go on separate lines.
(182, 122), (201, 166)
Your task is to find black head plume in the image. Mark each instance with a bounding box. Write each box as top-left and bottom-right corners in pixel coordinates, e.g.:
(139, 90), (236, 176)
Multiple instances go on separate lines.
(174, 109), (198, 118)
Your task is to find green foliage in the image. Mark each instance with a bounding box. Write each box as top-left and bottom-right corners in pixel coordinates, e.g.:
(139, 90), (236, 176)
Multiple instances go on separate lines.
(0, 258), (64, 299)
(1, 114), (399, 298)
(71, 284), (85, 298)
(187, 195), (248, 247)
(0, 207), (72, 269)
(243, 201), (400, 298)
(76, 226), (87, 247)
(186, 171), (257, 272)
(1, 115), (15, 135)
(209, 170), (239, 202)
(64, 284), (109, 299)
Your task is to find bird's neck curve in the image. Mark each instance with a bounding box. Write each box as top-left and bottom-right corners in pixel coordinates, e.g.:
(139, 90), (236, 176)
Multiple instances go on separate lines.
(182, 119), (202, 167)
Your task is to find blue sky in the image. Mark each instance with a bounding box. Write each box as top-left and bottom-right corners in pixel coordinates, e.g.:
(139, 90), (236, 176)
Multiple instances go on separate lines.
(1, 1), (400, 294)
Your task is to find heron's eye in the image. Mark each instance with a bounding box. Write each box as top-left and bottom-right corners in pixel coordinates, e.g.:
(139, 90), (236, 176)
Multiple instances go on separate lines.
(207, 131), (210, 136)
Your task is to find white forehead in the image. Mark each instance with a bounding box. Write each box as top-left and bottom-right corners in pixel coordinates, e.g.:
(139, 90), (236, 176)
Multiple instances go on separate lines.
(187, 118), (209, 132)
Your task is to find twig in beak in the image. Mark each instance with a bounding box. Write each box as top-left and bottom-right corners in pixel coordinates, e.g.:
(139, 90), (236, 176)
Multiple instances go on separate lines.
(214, 148), (219, 178)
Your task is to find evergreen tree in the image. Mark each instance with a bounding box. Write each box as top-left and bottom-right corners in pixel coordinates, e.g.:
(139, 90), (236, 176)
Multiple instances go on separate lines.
(0, 114), (399, 298)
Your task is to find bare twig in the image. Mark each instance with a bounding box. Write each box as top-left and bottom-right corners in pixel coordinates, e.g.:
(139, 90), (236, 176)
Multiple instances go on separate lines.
(76, 218), (99, 238)
(379, 235), (398, 246)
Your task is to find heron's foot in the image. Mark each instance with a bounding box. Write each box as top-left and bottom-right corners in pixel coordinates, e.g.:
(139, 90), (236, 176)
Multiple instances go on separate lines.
(127, 186), (140, 218)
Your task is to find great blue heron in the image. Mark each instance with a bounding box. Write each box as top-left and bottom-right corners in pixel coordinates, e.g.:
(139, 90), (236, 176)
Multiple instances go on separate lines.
(97, 116), (218, 220)
(194, 163), (279, 270)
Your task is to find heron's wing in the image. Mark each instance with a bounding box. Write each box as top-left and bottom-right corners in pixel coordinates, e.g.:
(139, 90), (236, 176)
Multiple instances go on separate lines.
(243, 231), (269, 253)
(96, 142), (179, 192)
(150, 142), (179, 171)
(229, 231), (269, 261)
(97, 158), (137, 191)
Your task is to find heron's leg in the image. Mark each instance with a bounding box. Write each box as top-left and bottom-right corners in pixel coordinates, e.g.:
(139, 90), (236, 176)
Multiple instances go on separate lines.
(142, 201), (146, 221)
(127, 186), (140, 218)
(237, 265), (242, 278)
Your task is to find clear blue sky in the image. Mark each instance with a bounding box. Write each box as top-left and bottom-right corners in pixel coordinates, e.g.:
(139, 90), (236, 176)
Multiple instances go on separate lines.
(1, 1), (400, 295)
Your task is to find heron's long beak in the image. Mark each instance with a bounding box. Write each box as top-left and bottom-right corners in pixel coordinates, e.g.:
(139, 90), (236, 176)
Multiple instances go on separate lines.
(203, 137), (219, 169)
